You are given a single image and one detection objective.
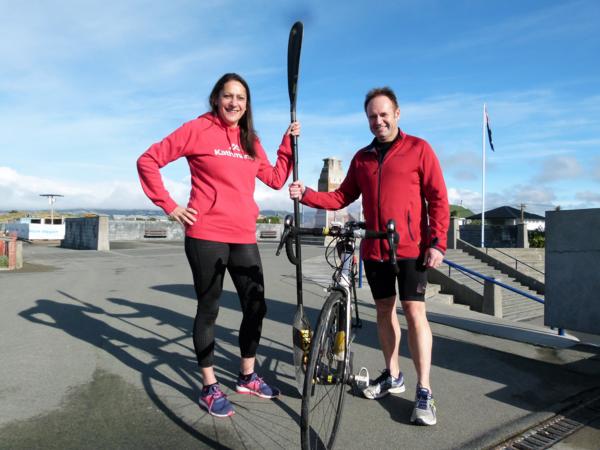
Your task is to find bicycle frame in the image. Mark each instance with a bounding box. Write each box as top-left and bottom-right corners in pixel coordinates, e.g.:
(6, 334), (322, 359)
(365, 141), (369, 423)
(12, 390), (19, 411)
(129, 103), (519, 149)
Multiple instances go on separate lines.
(329, 237), (359, 381)
(278, 216), (398, 450)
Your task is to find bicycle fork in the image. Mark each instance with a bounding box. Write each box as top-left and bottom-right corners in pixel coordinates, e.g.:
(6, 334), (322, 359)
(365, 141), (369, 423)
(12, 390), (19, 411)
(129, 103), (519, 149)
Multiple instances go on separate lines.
(337, 250), (370, 392)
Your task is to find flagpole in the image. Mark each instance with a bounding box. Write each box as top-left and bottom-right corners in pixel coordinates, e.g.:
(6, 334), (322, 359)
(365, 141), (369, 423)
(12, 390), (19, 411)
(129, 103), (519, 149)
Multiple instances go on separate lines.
(481, 103), (486, 248)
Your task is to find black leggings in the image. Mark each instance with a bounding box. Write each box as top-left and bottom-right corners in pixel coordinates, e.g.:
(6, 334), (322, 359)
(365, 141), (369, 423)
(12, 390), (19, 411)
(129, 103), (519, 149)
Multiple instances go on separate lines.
(184, 237), (266, 368)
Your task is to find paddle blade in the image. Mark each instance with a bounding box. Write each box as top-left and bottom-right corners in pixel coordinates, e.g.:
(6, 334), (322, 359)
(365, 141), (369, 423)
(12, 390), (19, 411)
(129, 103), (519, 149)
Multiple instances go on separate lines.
(287, 21), (303, 116)
(292, 304), (312, 394)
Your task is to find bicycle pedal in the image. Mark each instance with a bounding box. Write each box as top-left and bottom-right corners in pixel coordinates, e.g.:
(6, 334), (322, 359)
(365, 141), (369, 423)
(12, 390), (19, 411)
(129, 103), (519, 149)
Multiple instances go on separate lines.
(352, 367), (370, 392)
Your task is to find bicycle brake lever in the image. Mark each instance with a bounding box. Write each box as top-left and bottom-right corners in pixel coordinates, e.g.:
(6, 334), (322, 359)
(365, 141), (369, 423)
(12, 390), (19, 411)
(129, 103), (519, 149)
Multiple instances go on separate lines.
(276, 229), (289, 256)
(386, 219), (399, 274)
(276, 214), (294, 256)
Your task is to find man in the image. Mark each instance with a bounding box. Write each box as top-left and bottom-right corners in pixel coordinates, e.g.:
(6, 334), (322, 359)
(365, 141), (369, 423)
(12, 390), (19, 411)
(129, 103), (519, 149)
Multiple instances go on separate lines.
(289, 87), (449, 426)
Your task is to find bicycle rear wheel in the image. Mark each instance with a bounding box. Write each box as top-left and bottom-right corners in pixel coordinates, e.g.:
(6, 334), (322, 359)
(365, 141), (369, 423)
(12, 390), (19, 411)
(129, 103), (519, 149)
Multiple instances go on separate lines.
(301, 291), (348, 450)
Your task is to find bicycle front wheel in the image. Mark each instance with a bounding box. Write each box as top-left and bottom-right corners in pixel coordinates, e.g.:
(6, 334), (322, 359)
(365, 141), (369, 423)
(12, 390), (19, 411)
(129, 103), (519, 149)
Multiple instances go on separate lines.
(301, 291), (348, 450)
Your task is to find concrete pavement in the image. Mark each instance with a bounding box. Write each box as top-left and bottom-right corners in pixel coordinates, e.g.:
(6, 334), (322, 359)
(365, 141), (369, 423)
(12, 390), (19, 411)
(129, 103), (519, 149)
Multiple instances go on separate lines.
(0, 240), (599, 449)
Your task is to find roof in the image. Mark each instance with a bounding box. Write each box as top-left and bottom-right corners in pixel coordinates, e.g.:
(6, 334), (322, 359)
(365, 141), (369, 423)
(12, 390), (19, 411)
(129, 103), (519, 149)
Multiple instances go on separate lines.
(467, 206), (545, 221)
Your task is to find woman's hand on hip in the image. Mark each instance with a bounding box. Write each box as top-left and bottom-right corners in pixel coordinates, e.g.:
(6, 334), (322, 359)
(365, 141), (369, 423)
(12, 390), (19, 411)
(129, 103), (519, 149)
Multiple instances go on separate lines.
(169, 206), (197, 226)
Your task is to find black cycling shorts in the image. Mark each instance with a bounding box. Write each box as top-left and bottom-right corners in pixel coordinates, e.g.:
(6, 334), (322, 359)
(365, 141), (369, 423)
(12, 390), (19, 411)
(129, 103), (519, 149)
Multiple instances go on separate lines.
(363, 258), (428, 301)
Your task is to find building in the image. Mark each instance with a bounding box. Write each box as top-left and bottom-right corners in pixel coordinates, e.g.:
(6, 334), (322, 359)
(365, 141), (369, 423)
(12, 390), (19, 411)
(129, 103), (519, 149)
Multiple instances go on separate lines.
(5, 216), (66, 240)
(466, 206), (545, 231)
(313, 157), (350, 227)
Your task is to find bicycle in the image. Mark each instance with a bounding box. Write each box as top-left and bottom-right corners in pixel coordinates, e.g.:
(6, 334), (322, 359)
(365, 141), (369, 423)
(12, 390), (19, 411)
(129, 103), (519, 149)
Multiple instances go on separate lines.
(277, 216), (398, 450)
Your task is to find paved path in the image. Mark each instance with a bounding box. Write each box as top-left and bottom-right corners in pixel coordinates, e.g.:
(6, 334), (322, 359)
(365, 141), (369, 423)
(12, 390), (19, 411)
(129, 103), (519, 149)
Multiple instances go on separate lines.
(1, 241), (599, 449)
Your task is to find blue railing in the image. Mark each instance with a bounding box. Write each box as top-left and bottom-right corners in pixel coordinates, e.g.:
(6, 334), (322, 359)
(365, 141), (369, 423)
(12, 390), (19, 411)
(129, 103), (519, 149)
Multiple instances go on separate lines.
(444, 259), (544, 304)
(443, 258), (564, 336)
(356, 254), (563, 336)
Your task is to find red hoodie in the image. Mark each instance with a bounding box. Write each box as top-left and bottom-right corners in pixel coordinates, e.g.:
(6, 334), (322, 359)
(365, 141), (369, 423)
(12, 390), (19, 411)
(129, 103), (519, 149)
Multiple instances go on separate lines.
(301, 131), (449, 261)
(137, 113), (293, 244)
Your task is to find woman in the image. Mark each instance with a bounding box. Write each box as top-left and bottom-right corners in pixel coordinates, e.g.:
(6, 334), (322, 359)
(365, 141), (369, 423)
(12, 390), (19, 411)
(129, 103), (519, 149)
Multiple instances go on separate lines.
(137, 73), (299, 417)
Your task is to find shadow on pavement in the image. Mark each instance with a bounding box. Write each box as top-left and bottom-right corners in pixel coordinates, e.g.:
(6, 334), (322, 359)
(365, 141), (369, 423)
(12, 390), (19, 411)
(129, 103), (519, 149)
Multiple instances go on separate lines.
(18, 289), (302, 448)
(156, 283), (600, 417)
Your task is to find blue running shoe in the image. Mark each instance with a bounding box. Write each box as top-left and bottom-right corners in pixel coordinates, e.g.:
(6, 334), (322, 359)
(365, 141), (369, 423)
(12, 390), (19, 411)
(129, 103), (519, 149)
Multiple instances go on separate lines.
(411, 385), (436, 425)
(235, 372), (280, 399)
(362, 369), (405, 399)
(199, 384), (234, 418)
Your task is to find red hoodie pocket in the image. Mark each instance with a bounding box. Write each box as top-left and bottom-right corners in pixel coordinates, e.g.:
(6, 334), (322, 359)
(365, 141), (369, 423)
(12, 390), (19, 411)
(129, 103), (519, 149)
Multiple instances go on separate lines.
(407, 211), (415, 241)
(189, 189), (218, 224)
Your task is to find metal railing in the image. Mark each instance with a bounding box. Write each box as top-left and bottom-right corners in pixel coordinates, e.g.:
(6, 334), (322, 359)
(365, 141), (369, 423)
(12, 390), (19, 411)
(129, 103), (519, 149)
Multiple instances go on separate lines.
(444, 259), (544, 304)
(443, 258), (564, 335)
(445, 260), (484, 286)
(485, 247), (545, 275)
(356, 253), (563, 335)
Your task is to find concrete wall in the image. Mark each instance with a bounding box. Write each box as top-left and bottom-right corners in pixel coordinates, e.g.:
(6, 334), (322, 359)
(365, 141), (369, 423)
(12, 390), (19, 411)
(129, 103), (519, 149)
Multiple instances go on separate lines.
(109, 221), (185, 241)
(428, 268), (484, 311)
(256, 223), (283, 241)
(108, 221), (292, 241)
(4, 223), (30, 240)
(447, 217), (459, 249)
(109, 221), (145, 240)
(545, 208), (600, 335)
(62, 216), (109, 251)
(106, 220), (280, 242)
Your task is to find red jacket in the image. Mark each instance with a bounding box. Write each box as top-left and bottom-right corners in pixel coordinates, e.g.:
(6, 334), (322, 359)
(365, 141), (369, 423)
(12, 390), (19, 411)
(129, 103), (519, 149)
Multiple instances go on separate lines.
(137, 113), (293, 244)
(301, 131), (449, 261)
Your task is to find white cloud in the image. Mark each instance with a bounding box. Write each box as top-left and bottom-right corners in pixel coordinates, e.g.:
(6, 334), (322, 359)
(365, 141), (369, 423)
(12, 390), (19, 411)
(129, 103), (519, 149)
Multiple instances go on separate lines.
(534, 156), (583, 183)
(0, 165), (296, 212)
(575, 191), (600, 203)
(0, 166), (179, 210)
(448, 183), (559, 216)
(253, 181), (295, 212)
(447, 187), (481, 211)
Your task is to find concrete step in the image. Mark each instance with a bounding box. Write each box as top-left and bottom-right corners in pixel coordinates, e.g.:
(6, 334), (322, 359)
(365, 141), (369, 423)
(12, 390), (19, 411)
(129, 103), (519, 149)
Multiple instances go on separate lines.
(505, 310), (544, 322)
(502, 302), (544, 314)
(442, 247), (548, 322)
(426, 283), (441, 297)
(426, 292), (455, 305)
(502, 305), (544, 321)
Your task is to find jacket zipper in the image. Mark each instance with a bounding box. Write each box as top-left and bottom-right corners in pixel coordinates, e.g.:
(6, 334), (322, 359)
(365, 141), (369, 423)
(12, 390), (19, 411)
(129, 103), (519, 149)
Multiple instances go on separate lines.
(377, 149), (387, 261)
(375, 134), (402, 261)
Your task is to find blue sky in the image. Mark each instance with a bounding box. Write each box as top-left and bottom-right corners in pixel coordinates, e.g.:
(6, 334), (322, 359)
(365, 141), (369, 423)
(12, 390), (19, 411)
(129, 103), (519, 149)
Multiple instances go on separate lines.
(1, 0), (599, 215)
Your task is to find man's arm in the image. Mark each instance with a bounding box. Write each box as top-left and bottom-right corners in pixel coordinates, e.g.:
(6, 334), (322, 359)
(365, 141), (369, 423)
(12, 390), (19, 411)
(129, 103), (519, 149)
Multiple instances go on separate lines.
(289, 157), (361, 210)
(421, 143), (450, 267)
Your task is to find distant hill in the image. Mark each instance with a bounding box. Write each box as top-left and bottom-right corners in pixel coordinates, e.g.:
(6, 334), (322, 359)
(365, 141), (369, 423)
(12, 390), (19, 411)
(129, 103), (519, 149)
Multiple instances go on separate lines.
(449, 205), (474, 218)
(2, 204), (474, 223)
(259, 209), (292, 218)
(0, 209), (167, 222)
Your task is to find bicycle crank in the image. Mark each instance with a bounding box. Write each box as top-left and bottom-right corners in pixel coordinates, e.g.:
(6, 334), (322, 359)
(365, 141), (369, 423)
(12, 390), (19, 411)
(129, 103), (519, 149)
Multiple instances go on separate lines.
(348, 367), (370, 394)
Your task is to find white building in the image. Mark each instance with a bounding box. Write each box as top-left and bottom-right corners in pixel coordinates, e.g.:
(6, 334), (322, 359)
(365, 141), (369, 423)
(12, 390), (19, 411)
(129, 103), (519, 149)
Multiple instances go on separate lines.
(5, 217), (66, 240)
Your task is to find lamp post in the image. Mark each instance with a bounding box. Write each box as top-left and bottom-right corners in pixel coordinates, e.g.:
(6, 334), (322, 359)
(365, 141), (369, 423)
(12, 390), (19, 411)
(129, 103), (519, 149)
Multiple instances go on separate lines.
(39, 194), (64, 224)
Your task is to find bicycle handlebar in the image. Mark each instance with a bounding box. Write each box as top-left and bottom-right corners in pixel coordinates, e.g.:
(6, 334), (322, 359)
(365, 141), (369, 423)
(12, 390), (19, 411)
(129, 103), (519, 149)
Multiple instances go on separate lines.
(276, 215), (399, 272)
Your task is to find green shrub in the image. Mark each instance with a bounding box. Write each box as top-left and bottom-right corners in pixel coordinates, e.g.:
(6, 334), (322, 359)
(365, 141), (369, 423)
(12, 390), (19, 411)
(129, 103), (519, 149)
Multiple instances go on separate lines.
(0, 255), (8, 267)
(256, 216), (281, 224)
(528, 228), (545, 248)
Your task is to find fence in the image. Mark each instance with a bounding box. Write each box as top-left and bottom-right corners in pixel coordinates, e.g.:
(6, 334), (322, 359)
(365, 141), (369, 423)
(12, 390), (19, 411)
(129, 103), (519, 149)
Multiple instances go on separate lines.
(459, 224), (518, 248)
